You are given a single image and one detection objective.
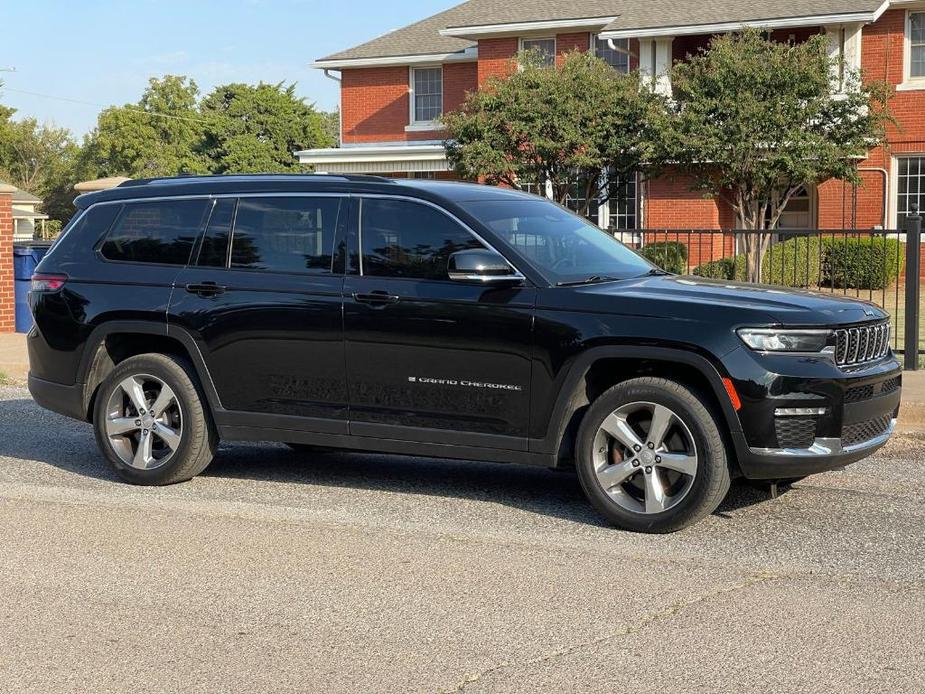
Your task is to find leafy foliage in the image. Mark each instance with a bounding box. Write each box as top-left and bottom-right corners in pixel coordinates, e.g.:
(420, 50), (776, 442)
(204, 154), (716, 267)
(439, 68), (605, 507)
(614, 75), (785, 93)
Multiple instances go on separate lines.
(199, 82), (332, 173)
(662, 29), (893, 281)
(762, 236), (823, 287)
(822, 237), (905, 290)
(444, 50), (667, 216)
(638, 241), (688, 274)
(80, 76), (210, 179)
(693, 256), (745, 281)
(0, 99), (82, 224)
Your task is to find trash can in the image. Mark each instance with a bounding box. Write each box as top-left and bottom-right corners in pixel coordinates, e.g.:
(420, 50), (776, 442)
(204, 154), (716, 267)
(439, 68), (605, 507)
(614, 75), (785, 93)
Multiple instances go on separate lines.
(13, 242), (52, 333)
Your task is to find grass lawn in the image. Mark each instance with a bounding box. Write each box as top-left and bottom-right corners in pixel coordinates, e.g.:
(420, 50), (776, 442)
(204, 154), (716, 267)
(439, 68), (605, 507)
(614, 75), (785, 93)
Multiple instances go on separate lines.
(803, 281), (925, 353)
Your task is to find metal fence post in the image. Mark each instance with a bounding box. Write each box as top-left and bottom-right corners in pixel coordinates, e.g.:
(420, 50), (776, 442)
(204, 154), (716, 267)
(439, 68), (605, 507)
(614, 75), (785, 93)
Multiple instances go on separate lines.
(904, 204), (922, 371)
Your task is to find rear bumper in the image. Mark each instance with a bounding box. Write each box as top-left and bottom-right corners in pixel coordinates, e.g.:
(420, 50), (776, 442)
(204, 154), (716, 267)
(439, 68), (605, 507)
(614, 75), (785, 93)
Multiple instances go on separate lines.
(28, 374), (87, 422)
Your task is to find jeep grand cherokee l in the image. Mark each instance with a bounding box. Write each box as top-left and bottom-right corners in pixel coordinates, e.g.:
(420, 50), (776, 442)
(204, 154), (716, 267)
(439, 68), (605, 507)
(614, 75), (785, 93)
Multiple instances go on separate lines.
(27, 175), (902, 533)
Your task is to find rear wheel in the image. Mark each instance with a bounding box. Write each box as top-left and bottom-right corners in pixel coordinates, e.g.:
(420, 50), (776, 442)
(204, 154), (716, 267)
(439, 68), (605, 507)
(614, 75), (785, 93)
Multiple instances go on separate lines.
(576, 377), (731, 533)
(93, 353), (217, 485)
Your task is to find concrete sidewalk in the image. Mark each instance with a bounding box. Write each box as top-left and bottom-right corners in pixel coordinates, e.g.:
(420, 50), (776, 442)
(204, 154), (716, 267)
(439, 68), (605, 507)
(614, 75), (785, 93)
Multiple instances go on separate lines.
(3, 331), (925, 430)
(0, 332), (28, 386)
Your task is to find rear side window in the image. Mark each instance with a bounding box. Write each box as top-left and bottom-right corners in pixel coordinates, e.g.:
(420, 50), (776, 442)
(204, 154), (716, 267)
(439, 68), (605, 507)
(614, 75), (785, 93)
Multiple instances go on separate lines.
(230, 196), (342, 273)
(360, 198), (484, 280)
(101, 200), (210, 265)
(197, 198), (236, 268)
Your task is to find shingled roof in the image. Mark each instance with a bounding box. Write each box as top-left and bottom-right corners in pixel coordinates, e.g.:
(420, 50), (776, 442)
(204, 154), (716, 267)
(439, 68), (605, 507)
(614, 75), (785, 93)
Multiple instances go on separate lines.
(317, 0), (888, 64)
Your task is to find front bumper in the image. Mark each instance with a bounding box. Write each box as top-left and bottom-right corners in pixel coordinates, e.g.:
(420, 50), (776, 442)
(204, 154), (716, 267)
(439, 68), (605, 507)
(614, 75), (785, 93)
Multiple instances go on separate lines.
(724, 346), (902, 480)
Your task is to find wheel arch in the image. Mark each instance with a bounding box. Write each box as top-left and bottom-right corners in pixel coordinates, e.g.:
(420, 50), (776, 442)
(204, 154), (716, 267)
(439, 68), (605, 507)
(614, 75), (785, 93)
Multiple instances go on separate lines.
(534, 346), (745, 469)
(78, 321), (222, 421)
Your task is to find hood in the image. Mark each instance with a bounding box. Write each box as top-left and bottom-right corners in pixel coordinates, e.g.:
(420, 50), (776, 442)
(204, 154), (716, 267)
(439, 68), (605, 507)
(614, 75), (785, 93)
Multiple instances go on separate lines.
(559, 275), (889, 327)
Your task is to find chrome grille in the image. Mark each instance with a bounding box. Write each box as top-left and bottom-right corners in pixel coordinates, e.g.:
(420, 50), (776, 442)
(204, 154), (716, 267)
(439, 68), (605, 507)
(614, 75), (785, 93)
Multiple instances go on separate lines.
(834, 322), (891, 367)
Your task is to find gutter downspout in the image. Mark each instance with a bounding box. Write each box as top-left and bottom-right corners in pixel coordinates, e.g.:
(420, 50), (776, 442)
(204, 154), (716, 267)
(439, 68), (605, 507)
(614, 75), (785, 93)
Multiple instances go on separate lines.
(858, 167), (889, 229)
(322, 69), (343, 147)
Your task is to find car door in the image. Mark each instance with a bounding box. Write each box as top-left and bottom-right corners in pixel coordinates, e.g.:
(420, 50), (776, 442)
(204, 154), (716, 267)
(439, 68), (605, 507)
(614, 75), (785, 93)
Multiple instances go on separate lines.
(169, 194), (349, 433)
(343, 195), (535, 450)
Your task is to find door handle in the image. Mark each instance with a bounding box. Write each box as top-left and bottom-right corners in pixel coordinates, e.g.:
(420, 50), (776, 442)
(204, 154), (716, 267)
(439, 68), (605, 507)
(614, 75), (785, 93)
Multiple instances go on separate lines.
(186, 282), (226, 297)
(353, 291), (400, 306)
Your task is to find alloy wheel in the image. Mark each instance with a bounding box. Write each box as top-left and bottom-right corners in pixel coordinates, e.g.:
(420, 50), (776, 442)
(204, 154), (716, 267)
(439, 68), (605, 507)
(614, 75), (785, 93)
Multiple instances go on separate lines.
(591, 401), (698, 515)
(104, 374), (183, 470)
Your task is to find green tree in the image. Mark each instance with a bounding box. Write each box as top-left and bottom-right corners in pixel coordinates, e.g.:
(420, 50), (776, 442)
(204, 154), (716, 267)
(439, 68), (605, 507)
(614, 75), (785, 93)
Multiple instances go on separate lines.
(662, 29), (893, 282)
(199, 82), (332, 173)
(80, 75), (209, 179)
(443, 50), (667, 216)
(0, 98), (82, 223)
(319, 109), (340, 148)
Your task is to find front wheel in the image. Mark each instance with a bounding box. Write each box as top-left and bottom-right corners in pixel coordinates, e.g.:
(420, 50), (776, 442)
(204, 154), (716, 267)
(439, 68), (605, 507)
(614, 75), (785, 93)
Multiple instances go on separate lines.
(575, 377), (731, 533)
(93, 353), (217, 485)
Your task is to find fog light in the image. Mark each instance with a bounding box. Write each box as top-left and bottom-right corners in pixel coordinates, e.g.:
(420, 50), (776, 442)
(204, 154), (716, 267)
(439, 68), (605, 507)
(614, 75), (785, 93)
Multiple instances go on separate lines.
(774, 407), (829, 417)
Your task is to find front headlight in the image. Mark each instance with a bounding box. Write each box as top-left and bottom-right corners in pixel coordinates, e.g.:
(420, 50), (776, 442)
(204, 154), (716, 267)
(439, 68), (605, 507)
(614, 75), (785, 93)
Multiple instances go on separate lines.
(737, 328), (831, 353)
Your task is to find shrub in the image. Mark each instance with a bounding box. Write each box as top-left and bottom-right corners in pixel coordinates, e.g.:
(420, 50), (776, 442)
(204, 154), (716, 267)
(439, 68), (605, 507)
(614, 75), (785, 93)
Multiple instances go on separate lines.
(762, 236), (823, 287)
(693, 256), (745, 281)
(822, 237), (905, 290)
(638, 241), (688, 274)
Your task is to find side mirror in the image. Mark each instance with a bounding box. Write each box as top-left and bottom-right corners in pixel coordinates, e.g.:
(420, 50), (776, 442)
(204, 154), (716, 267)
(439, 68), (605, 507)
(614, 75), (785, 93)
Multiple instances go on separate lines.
(448, 249), (523, 283)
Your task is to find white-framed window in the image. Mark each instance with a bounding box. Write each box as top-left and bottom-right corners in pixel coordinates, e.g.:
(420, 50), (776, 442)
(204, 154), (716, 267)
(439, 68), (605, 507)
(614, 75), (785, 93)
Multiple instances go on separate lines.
(520, 37), (556, 67)
(593, 35), (630, 74)
(909, 11), (925, 81)
(409, 67), (443, 126)
(897, 156), (925, 228)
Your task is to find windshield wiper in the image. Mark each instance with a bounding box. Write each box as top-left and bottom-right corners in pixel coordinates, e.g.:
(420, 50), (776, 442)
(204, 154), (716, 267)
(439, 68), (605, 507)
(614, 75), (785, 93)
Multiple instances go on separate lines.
(641, 268), (671, 277)
(556, 275), (621, 287)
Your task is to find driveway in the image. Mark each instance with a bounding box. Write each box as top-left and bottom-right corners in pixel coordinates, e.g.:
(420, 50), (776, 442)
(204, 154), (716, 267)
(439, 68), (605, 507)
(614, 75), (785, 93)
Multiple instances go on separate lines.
(1, 384), (923, 693)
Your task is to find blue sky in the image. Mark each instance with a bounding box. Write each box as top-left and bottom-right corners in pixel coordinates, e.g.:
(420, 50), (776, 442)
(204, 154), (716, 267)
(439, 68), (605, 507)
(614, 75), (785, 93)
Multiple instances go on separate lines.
(0, 0), (459, 137)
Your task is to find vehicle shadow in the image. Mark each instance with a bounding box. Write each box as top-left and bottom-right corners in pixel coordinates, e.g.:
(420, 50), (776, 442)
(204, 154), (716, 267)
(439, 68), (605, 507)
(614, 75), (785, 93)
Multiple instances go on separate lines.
(0, 396), (779, 527)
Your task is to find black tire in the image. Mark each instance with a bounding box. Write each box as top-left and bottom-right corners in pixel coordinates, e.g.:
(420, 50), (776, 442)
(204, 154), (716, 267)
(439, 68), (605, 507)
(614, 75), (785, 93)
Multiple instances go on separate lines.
(93, 353), (217, 485)
(575, 377), (731, 533)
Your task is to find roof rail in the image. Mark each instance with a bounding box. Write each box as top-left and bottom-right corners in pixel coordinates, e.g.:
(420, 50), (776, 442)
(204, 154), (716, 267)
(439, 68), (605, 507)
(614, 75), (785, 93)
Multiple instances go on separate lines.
(116, 173), (395, 188)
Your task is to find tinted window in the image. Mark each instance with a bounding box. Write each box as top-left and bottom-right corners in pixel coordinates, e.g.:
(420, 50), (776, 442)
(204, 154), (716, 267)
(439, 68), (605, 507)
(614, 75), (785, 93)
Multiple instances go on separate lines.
(101, 200), (209, 265)
(230, 197), (342, 273)
(360, 198), (483, 280)
(197, 198), (235, 268)
(459, 198), (653, 284)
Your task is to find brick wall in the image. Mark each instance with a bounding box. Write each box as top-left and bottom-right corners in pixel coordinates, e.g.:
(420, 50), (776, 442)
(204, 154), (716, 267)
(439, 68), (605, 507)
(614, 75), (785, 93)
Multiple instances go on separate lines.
(477, 37), (519, 83)
(341, 62), (477, 144)
(0, 192), (14, 333)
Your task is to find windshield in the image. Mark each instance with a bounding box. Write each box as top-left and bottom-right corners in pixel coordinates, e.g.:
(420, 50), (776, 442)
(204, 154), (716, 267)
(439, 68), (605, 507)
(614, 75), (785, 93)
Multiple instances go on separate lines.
(459, 198), (656, 285)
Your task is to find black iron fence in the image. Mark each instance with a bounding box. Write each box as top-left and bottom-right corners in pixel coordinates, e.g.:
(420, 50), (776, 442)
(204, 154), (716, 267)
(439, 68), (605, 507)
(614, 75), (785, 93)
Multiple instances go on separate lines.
(613, 211), (924, 370)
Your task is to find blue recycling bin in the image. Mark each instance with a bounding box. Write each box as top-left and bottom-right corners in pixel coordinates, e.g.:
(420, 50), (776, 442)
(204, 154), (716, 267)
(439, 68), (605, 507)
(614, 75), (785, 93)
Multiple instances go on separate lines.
(13, 243), (52, 333)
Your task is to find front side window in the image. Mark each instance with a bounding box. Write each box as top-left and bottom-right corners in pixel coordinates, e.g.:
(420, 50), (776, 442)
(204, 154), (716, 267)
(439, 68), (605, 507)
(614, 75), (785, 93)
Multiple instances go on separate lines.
(898, 157), (925, 228)
(594, 36), (630, 73)
(521, 38), (556, 67)
(101, 199), (209, 265)
(460, 198), (653, 285)
(412, 67), (443, 123)
(360, 198), (484, 280)
(230, 196), (342, 273)
(911, 12), (925, 79)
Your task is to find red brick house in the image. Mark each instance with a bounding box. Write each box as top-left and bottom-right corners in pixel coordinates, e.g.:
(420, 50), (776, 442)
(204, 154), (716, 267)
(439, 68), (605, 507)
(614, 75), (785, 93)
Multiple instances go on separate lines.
(297, 0), (925, 234)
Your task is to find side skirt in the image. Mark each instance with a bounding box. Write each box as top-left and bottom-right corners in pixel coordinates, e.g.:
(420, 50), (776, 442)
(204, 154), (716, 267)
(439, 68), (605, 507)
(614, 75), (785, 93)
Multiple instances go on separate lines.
(218, 424), (557, 468)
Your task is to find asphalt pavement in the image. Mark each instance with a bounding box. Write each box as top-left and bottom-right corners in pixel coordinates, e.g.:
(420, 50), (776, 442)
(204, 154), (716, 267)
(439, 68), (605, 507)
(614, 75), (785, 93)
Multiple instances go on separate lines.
(1, 384), (923, 693)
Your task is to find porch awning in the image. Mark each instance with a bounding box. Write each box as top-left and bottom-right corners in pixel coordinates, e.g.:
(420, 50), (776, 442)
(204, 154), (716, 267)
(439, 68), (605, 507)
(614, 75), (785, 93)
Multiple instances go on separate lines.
(294, 144), (450, 175)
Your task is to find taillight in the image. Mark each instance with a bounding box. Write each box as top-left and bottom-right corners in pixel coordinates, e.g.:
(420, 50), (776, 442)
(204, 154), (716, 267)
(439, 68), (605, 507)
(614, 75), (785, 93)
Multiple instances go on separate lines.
(31, 273), (68, 292)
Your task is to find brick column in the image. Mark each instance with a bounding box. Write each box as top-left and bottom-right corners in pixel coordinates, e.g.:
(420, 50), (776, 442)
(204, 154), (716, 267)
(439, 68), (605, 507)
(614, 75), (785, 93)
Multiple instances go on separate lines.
(0, 185), (14, 333)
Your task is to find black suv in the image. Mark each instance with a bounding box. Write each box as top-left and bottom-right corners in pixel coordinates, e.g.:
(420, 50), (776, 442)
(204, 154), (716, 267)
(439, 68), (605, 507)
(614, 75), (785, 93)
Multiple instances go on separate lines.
(27, 175), (901, 532)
